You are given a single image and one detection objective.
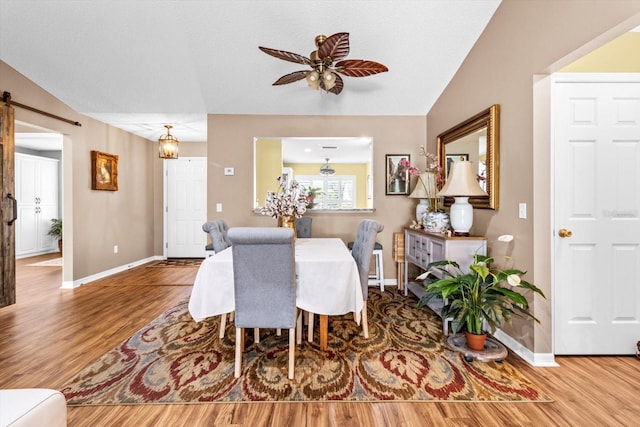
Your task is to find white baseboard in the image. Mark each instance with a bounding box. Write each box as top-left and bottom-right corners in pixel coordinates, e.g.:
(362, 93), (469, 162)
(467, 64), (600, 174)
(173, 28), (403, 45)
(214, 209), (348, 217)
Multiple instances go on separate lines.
(60, 256), (163, 289)
(493, 329), (559, 367)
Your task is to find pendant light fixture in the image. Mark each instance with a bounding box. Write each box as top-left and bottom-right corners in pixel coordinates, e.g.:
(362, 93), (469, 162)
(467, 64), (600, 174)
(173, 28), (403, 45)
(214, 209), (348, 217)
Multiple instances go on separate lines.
(320, 158), (335, 176)
(158, 125), (179, 159)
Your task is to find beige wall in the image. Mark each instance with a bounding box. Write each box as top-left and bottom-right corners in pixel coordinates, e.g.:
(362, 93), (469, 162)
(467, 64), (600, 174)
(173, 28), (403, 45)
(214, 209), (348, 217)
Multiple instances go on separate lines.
(1, 61), (161, 282)
(207, 114), (427, 272)
(427, 0), (640, 353)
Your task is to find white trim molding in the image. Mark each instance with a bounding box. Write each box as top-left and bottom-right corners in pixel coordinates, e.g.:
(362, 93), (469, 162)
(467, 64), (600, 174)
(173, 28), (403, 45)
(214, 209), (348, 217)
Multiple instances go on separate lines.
(494, 329), (559, 367)
(60, 256), (163, 289)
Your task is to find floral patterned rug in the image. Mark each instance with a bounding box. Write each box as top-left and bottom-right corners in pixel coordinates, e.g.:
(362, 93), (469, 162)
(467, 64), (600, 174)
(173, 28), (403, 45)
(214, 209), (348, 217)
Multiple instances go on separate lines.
(61, 289), (551, 404)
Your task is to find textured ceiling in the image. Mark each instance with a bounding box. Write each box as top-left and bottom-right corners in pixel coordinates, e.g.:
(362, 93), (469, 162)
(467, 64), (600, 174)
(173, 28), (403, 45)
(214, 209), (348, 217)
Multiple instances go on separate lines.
(0, 0), (501, 143)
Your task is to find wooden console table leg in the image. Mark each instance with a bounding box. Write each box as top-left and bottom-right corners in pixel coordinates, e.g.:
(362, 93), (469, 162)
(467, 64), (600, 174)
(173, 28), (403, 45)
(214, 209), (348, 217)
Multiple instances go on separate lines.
(319, 315), (328, 351)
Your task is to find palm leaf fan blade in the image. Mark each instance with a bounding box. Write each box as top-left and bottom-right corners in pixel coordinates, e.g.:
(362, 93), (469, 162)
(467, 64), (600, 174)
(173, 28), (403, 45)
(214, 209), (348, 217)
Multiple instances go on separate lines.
(318, 32), (350, 62)
(258, 46), (312, 66)
(272, 71), (308, 86)
(335, 59), (389, 77)
(328, 74), (344, 94)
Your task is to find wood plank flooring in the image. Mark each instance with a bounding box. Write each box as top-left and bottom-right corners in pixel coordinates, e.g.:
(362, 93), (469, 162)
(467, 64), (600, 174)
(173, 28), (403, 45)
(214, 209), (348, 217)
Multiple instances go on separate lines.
(1, 253), (638, 426)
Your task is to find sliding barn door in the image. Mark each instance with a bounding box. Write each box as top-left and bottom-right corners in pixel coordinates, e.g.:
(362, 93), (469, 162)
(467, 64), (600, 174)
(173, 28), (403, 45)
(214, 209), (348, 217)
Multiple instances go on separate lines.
(1, 102), (16, 308)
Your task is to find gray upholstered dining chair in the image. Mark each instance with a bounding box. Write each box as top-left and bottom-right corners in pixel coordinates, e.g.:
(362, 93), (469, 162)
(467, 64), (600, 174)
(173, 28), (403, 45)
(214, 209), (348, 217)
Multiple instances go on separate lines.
(351, 219), (384, 339)
(228, 227), (302, 379)
(202, 220), (232, 255)
(203, 219), (234, 338)
(295, 216), (312, 238)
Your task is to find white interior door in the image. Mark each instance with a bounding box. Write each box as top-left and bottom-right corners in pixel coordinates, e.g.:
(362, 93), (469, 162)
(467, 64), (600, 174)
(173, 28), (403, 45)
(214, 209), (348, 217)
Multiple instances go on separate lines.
(166, 158), (206, 258)
(553, 74), (640, 355)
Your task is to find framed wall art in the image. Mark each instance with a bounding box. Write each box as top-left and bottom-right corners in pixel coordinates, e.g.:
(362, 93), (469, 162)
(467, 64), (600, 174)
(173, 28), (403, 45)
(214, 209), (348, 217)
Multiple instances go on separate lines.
(91, 150), (119, 191)
(385, 154), (410, 195)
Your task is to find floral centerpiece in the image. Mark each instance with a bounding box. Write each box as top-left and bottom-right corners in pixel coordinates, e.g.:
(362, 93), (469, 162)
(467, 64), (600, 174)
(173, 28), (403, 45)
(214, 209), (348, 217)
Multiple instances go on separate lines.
(404, 146), (445, 198)
(260, 176), (309, 228)
(402, 146), (446, 230)
(417, 248), (546, 351)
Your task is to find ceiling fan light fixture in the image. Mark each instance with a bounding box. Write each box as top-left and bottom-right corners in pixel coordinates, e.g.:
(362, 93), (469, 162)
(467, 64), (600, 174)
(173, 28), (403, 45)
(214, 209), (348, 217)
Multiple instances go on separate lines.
(322, 70), (336, 90)
(306, 71), (320, 90)
(320, 158), (336, 176)
(158, 124), (179, 159)
(259, 32), (388, 95)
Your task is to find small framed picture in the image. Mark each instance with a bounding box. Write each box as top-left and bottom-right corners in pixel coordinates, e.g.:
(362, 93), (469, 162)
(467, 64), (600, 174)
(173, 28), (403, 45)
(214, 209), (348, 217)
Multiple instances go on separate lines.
(385, 154), (410, 195)
(91, 150), (119, 191)
(445, 153), (469, 178)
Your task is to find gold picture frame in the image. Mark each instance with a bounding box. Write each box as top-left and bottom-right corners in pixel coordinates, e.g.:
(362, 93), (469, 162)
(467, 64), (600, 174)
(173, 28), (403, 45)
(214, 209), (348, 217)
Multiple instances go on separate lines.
(91, 150), (118, 191)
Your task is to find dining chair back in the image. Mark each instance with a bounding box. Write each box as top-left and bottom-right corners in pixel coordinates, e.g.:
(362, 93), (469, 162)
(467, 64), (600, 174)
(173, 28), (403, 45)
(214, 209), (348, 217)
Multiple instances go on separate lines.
(295, 216), (312, 238)
(228, 227), (301, 379)
(203, 220), (232, 254)
(351, 219), (384, 338)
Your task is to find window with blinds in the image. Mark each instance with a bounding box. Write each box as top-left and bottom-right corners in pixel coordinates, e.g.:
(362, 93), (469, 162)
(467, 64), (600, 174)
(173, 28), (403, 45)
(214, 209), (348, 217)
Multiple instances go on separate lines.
(297, 175), (356, 209)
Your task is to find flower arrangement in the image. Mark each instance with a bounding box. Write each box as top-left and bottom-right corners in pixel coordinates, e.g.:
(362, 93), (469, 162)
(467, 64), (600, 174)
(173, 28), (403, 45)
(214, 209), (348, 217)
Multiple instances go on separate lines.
(260, 176), (309, 219)
(402, 146), (445, 201)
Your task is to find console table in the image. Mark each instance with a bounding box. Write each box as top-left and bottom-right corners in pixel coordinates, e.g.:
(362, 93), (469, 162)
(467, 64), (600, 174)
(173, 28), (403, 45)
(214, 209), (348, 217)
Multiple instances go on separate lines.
(404, 228), (487, 332)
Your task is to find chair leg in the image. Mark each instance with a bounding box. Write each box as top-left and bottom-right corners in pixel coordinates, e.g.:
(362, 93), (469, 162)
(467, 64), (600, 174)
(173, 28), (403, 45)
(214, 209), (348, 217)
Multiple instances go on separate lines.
(377, 251), (384, 291)
(307, 312), (314, 342)
(288, 326), (295, 380)
(361, 304), (369, 339)
(219, 313), (227, 339)
(296, 310), (303, 345)
(234, 327), (242, 378)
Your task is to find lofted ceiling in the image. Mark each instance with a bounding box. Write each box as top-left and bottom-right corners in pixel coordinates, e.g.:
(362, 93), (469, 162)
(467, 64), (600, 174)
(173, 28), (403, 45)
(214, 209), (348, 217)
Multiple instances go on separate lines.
(0, 0), (502, 144)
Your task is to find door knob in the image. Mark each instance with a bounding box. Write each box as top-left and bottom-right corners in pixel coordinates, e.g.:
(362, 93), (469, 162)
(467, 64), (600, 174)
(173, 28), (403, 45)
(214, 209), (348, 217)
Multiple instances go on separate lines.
(558, 228), (572, 238)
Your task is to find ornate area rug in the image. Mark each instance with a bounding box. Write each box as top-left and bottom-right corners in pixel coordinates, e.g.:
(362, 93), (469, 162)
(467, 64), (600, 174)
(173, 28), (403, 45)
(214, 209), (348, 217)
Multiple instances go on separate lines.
(147, 258), (203, 268)
(61, 290), (550, 405)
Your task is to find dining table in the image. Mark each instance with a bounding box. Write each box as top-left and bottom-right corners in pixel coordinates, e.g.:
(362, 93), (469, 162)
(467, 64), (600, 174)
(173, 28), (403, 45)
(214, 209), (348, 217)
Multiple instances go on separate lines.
(188, 237), (364, 351)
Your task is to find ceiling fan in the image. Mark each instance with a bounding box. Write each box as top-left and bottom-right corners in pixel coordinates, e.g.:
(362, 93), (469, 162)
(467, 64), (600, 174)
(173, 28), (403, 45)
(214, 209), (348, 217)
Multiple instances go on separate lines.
(258, 32), (388, 95)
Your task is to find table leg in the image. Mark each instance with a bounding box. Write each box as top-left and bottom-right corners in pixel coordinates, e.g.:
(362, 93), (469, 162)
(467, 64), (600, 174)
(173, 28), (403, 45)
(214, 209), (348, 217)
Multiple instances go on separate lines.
(319, 315), (328, 351)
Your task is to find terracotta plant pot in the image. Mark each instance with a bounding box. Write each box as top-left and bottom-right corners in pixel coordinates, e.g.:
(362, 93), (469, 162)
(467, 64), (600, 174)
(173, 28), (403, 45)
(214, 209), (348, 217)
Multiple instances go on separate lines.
(465, 331), (487, 351)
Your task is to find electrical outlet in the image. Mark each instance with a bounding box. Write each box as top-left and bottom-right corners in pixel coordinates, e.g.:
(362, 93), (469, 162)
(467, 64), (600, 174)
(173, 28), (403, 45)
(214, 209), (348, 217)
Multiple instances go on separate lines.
(224, 167), (234, 176)
(114, 245), (119, 254)
(216, 203), (222, 212)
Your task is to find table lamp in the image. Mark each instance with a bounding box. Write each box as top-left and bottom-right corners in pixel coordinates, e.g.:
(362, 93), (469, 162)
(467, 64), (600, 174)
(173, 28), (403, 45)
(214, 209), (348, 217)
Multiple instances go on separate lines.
(437, 161), (487, 236)
(408, 171), (437, 222)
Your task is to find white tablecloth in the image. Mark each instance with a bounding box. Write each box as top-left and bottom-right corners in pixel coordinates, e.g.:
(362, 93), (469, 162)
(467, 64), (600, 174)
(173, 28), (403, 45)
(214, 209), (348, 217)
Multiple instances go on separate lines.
(188, 238), (364, 322)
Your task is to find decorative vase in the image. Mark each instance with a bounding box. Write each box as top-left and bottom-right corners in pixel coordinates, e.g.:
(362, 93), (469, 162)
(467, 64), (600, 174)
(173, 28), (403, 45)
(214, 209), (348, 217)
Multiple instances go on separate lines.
(415, 199), (429, 223)
(465, 331), (487, 351)
(277, 215), (296, 238)
(423, 211), (449, 233)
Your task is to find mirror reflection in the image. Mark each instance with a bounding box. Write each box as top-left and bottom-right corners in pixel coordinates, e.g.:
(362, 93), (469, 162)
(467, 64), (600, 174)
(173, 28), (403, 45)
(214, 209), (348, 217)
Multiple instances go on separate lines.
(437, 104), (499, 210)
(254, 137), (374, 211)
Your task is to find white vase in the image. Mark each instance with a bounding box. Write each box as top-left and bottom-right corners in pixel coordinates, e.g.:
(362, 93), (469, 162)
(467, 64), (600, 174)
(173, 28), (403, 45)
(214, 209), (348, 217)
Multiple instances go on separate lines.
(415, 199), (430, 223)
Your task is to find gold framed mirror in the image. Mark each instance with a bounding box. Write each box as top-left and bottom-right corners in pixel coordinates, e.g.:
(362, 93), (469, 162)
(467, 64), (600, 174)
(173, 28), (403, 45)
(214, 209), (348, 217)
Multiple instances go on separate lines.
(437, 104), (499, 210)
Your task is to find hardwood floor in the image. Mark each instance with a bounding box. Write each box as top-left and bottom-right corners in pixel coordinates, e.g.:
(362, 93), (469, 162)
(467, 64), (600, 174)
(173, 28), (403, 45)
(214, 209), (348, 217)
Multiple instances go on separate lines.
(1, 253), (638, 426)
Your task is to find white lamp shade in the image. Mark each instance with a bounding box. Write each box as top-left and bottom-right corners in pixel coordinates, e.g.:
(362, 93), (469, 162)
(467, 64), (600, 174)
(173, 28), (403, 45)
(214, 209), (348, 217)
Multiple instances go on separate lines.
(437, 161), (487, 197)
(409, 172), (437, 199)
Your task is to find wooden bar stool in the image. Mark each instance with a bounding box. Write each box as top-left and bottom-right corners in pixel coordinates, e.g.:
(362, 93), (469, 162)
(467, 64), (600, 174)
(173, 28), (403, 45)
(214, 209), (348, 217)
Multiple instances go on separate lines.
(393, 232), (405, 291)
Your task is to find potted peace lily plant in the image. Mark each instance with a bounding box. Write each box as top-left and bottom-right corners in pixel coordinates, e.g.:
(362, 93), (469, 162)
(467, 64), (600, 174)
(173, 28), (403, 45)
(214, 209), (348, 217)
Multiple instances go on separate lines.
(418, 252), (546, 351)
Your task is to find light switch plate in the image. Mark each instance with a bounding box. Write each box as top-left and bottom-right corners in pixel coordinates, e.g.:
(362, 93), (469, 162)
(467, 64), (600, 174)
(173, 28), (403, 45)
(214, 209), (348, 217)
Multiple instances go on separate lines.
(216, 203), (222, 212)
(519, 203), (527, 219)
(224, 167), (234, 176)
